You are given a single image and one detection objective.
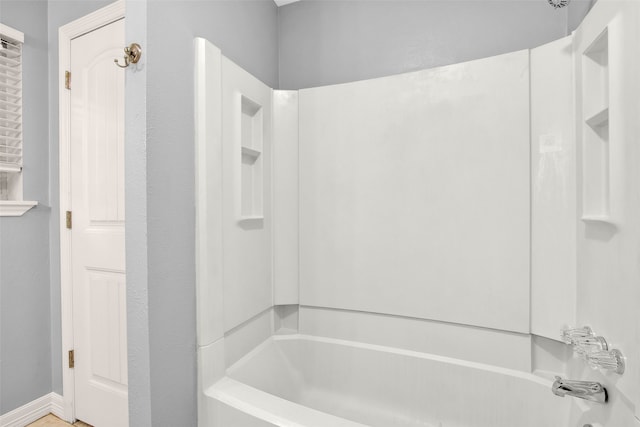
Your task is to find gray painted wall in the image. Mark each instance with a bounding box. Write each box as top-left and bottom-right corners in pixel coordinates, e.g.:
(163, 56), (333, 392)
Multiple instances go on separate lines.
(0, 0), (51, 414)
(0, 0), (277, 419)
(568, 0), (595, 31)
(142, 1), (278, 425)
(46, 0), (115, 398)
(124, 1), (152, 425)
(0, 0), (115, 415)
(278, 0), (594, 89)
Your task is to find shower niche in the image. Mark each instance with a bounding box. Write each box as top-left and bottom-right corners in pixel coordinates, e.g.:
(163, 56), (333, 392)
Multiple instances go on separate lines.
(581, 28), (610, 223)
(239, 95), (264, 221)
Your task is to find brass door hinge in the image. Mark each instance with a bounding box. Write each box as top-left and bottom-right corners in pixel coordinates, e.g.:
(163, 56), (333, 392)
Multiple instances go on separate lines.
(65, 71), (71, 90)
(68, 349), (75, 368)
(66, 211), (72, 229)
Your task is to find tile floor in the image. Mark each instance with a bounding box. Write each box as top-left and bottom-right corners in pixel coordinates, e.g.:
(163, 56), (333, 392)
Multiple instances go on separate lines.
(27, 414), (92, 427)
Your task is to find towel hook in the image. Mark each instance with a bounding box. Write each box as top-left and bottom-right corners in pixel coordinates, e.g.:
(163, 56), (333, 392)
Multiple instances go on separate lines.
(114, 43), (142, 68)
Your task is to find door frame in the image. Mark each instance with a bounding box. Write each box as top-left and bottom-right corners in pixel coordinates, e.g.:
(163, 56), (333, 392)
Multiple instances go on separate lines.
(58, 1), (125, 422)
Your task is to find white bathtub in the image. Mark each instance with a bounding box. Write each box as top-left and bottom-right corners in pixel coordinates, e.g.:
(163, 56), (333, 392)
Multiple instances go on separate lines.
(204, 334), (570, 427)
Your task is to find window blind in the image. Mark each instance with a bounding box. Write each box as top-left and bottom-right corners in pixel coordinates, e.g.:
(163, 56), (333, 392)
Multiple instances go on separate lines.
(0, 25), (23, 173)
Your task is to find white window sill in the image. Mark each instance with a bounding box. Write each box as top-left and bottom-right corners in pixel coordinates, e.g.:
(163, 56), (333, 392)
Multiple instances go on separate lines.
(0, 201), (38, 217)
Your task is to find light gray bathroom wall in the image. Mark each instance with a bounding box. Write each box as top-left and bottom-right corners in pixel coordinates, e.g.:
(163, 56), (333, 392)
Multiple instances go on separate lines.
(143, 1), (278, 425)
(568, 0), (596, 31)
(0, 0), (51, 414)
(278, 0), (594, 89)
(47, 0), (116, 396)
(124, 1), (152, 425)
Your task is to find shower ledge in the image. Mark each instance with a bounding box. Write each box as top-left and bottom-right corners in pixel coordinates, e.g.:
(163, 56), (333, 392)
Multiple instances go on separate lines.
(581, 215), (614, 226)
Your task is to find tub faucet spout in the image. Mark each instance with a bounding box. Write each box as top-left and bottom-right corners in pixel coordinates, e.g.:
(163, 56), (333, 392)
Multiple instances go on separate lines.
(552, 376), (607, 403)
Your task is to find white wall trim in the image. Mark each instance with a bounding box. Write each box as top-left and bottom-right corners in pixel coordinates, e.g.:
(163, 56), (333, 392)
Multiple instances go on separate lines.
(0, 393), (64, 427)
(49, 393), (64, 420)
(0, 23), (25, 43)
(58, 1), (125, 423)
(0, 201), (38, 217)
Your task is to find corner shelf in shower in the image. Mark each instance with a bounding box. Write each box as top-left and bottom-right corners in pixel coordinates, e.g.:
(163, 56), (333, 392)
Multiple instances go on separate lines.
(581, 108), (611, 225)
(238, 215), (264, 222)
(241, 146), (261, 159)
(585, 107), (609, 129)
(581, 215), (614, 225)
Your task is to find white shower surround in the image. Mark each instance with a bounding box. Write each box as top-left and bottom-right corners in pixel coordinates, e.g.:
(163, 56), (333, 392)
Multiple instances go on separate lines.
(195, 0), (640, 424)
(195, 38), (566, 426)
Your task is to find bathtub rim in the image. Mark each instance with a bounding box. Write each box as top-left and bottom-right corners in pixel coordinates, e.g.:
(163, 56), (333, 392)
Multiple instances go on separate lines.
(226, 333), (554, 390)
(206, 376), (370, 427)
(209, 333), (570, 427)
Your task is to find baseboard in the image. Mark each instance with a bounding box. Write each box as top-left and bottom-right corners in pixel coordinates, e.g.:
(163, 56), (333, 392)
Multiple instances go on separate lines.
(49, 394), (64, 420)
(0, 393), (65, 427)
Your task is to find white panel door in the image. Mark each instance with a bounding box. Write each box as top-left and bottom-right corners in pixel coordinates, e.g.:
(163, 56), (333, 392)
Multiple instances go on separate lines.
(70, 19), (128, 427)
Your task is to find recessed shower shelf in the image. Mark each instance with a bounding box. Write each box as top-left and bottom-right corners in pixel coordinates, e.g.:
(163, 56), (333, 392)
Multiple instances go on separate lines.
(238, 215), (263, 222)
(581, 215), (614, 225)
(585, 107), (609, 128)
(239, 94), (264, 220)
(581, 27), (610, 223)
(241, 146), (261, 160)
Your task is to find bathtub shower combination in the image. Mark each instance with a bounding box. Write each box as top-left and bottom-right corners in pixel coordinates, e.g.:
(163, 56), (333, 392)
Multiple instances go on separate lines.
(195, 1), (640, 426)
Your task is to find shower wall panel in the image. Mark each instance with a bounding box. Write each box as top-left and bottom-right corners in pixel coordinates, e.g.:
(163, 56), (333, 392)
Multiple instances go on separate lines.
(573, 0), (640, 419)
(221, 57), (274, 332)
(195, 38), (275, 349)
(273, 91), (300, 306)
(196, 39), (224, 347)
(299, 51), (531, 333)
(530, 36), (576, 342)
